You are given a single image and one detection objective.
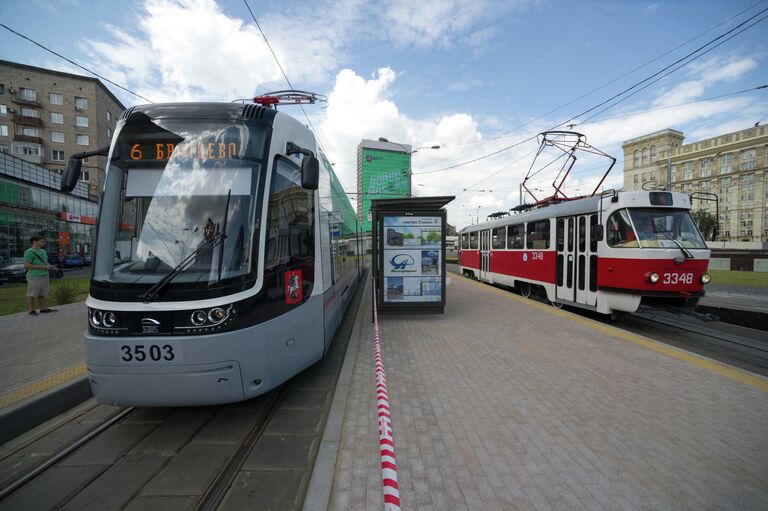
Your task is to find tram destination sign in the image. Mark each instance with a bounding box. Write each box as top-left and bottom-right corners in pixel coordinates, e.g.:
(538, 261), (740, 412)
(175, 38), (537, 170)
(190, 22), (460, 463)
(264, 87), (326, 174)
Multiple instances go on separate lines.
(124, 140), (242, 162)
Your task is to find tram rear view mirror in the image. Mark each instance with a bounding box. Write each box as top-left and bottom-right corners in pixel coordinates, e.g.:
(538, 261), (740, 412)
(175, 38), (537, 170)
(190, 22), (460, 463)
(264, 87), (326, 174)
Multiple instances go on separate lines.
(592, 224), (604, 241)
(301, 154), (319, 190)
(61, 156), (82, 193)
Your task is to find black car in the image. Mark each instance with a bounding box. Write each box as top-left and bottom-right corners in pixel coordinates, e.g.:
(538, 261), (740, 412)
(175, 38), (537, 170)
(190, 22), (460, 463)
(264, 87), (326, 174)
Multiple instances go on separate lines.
(0, 258), (63, 284)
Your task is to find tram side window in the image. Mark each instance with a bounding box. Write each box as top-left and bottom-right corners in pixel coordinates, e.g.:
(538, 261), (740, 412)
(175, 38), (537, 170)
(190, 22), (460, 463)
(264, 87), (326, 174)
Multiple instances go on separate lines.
(460, 233), (469, 250)
(469, 231), (478, 249)
(606, 210), (639, 248)
(491, 227), (506, 249)
(526, 220), (550, 249)
(265, 157), (315, 301)
(507, 224), (524, 249)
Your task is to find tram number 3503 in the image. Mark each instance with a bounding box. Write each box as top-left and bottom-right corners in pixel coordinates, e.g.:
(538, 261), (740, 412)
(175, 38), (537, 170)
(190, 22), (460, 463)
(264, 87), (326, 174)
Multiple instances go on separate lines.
(662, 272), (694, 285)
(120, 344), (175, 362)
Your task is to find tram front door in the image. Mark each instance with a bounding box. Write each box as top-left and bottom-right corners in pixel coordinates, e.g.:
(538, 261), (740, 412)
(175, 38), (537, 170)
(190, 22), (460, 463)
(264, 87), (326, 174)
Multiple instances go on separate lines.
(555, 214), (598, 306)
(479, 229), (491, 281)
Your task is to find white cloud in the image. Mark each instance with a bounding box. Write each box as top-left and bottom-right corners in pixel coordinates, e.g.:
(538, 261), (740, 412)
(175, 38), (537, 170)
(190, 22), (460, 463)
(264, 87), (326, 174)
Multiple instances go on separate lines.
(644, 4), (659, 15)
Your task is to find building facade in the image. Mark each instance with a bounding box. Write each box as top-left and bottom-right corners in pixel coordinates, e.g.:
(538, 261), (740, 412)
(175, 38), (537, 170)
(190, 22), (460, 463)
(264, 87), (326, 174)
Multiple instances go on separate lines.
(622, 125), (768, 242)
(356, 139), (412, 232)
(0, 59), (125, 198)
(0, 151), (97, 265)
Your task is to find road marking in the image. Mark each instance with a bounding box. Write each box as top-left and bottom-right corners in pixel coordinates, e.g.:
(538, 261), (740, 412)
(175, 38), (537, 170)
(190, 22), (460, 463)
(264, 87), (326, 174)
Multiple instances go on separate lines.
(461, 277), (768, 392)
(0, 363), (86, 409)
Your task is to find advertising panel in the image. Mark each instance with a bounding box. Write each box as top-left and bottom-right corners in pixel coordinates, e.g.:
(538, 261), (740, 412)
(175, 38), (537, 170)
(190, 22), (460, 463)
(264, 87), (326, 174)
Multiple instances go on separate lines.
(381, 215), (443, 303)
(360, 148), (411, 232)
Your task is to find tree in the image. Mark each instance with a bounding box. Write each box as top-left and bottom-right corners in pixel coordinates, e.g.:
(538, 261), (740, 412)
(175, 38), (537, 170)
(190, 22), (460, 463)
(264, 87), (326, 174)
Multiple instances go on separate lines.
(692, 209), (718, 241)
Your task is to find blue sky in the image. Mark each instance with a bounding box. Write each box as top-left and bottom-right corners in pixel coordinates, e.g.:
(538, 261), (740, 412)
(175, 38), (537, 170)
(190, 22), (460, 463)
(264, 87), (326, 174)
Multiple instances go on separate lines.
(2, 0), (767, 228)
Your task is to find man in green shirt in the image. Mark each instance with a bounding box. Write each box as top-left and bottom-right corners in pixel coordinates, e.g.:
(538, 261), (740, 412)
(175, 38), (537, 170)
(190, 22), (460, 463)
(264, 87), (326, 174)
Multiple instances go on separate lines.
(23, 236), (57, 316)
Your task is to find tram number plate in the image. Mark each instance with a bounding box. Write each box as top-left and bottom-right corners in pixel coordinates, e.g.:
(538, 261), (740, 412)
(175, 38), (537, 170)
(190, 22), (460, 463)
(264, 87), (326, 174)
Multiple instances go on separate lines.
(662, 272), (693, 285)
(119, 343), (177, 363)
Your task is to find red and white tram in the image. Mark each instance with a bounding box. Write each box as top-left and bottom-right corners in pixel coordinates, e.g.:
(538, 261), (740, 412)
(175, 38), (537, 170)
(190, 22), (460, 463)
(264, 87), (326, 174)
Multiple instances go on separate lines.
(459, 190), (712, 317)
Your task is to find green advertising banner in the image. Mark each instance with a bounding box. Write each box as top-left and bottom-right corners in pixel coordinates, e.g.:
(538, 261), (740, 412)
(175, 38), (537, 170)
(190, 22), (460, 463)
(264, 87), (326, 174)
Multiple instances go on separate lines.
(360, 149), (410, 232)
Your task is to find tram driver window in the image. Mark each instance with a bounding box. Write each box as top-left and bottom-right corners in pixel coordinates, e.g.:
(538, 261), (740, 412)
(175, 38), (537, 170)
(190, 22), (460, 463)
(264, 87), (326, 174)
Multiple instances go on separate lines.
(606, 210), (639, 248)
(460, 234), (468, 250)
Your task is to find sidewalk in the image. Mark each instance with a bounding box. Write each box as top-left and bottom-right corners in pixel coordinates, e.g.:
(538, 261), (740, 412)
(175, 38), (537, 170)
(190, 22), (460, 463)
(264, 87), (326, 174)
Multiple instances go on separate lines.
(327, 276), (768, 510)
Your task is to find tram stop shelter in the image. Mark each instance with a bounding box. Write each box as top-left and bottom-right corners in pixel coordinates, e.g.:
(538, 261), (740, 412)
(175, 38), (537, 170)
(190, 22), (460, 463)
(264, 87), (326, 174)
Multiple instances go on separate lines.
(371, 196), (454, 314)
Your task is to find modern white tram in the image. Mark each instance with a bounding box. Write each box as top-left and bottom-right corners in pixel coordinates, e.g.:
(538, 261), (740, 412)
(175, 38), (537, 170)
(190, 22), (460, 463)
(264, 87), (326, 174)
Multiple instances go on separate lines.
(61, 102), (361, 406)
(459, 191), (712, 317)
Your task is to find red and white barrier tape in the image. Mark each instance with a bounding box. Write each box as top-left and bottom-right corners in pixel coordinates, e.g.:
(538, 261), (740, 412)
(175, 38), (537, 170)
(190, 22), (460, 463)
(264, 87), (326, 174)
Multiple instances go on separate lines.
(373, 284), (401, 511)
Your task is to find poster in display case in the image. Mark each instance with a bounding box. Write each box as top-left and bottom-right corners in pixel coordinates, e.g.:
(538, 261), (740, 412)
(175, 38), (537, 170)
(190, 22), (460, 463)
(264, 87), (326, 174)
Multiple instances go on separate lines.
(381, 215), (444, 304)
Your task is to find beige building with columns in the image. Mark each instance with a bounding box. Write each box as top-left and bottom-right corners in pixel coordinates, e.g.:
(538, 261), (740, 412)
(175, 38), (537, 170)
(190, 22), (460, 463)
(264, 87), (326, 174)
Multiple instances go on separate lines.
(622, 125), (768, 242)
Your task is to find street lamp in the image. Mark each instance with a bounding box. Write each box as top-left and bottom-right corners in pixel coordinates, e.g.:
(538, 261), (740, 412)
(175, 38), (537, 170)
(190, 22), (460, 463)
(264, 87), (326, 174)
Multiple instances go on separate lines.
(377, 137), (440, 197)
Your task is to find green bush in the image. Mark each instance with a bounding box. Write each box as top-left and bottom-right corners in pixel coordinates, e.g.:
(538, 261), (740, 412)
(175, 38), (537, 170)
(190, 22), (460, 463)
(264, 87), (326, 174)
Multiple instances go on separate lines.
(52, 282), (81, 305)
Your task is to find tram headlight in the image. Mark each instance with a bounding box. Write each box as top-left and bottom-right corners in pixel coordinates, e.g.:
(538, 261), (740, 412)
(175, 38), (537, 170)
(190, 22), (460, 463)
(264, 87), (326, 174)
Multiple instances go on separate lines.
(102, 312), (116, 328)
(700, 273), (711, 284)
(208, 307), (227, 323)
(191, 310), (207, 326)
(648, 272), (660, 284)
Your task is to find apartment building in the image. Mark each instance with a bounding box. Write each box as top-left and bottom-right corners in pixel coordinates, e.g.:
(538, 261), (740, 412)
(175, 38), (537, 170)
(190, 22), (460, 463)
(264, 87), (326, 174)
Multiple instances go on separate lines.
(622, 125), (768, 242)
(0, 59), (125, 197)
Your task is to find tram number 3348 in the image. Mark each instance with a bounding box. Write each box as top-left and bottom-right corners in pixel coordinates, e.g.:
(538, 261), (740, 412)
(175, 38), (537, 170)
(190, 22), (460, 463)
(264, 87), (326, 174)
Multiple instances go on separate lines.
(662, 272), (694, 285)
(120, 344), (175, 362)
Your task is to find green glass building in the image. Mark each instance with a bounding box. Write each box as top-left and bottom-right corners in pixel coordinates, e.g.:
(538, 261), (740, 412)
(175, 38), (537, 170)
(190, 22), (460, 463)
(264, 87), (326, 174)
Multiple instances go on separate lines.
(356, 139), (412, 232)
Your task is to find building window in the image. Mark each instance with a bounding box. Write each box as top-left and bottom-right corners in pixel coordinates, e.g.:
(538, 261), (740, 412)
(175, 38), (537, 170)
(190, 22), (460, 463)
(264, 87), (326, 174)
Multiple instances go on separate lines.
(670, 165), (677, 183)
(0, 84), (4, 95)
(650, 145), (656, 162)
(739, 173), (755, 205)
(19, 88), (37, 101)
(12, 143), (41, 156)
(682, 161), (693, 180)
(52, 149), (65, 161)
(0, 105), (6, 115)
(106, 111), (112, 121)
(633, 150), (639, 167)
(641, 148), (648, 165)
(650, 170), (656, 181)
(0, 145), (7, 153)
(106, 127), (112, 137)
(80, 170), (90, 182)
(75, 115), (89, 128)
(49, 92), (64, 105)
(641, 172), (646, 182)
(719, 153), (733, 174)
(21, 127), (39, 137)
(50, 112), (64, 124)
(700, 158), (712, 177)
(0, 124), (8, 137)
(740, 148), (756, 171)
(74, 97), (88, 110)
(51, 131), (65, 143)
(76, 134), (89, 145)
(20, 107), (38, 118)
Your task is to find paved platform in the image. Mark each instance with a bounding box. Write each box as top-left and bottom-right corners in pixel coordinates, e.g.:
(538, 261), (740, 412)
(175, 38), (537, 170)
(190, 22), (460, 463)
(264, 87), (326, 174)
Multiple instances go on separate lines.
(325, 276), (768, 510)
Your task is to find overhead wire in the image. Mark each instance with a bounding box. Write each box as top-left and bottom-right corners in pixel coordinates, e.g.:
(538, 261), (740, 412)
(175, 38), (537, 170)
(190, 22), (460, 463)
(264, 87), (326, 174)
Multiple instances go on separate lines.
(416, 4), (768, 177)
(242, 0), (333, 161)
(0, 22), (154, 104)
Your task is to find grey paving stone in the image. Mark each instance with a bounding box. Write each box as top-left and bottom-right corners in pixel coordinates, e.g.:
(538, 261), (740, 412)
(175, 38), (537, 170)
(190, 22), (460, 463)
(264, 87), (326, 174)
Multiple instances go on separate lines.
(219, 469), (305, 511)
(140, 444), (235, 496)
(123, 496), (197, 511)
(190, 412), (258, 446)
(0, 464), (105, 511)
(280, 388), (331, 409)
(243, 433), (315, 470)
(264, 407), (323, 435)
(59, 423), (157, 466)
(128, 418), (205, 456)
(60, 454), (169, 511)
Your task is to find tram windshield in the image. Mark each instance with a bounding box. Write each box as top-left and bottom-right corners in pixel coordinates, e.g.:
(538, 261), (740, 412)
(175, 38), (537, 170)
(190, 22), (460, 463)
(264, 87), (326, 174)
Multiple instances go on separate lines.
(92, 116), (266, 296)
(606, 208), (707, 249)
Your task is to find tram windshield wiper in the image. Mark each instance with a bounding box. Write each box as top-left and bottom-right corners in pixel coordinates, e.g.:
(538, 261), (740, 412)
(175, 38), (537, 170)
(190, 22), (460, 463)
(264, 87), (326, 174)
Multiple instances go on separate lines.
(658, 229), (694, 259)
(139, 190), (231, 302)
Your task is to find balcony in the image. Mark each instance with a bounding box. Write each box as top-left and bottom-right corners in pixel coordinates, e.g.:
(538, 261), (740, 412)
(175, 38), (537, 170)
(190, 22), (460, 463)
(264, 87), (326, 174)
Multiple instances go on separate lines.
(11, 94), (42, 108)
(12, 113), (43, 127)
(13, 134), (44, 145)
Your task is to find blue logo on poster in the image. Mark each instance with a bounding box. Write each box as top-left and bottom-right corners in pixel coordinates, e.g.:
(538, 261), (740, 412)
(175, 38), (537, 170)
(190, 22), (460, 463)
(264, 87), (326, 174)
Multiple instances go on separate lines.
(389, 254), (415, 270)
